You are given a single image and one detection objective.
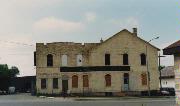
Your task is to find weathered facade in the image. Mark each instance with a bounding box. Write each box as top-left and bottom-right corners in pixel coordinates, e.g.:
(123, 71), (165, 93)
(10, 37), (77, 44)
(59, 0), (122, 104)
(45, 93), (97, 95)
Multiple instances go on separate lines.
(163, 40), (180, 104)
(35, 28), (160, 96)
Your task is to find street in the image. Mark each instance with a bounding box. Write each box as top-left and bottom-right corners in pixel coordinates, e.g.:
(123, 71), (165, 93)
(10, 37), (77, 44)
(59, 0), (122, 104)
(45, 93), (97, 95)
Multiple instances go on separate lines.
(0, 93), (176, 106)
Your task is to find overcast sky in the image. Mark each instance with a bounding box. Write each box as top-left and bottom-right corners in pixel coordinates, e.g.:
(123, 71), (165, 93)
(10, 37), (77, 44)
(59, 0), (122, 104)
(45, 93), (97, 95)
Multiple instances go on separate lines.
(0, 0), (179, 76)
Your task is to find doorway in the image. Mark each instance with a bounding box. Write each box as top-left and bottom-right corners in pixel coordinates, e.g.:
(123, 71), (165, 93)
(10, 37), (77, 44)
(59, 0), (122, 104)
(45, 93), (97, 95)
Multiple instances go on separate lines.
(62, 80), (68, 94)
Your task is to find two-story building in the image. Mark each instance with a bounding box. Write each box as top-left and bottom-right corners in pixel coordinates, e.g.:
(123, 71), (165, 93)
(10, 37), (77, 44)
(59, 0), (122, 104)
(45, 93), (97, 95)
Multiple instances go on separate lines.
(35, 28), (160, 96)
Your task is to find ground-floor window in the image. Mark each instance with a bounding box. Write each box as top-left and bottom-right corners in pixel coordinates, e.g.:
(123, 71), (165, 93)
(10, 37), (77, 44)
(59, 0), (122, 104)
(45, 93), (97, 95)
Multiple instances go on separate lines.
(41, 78), (47, 89)
(105, 74), (111, 87)
(124, 73), (129, 84)
(53, 78), (58, 89)
(141, 73), (147, 85)
(83, 75), (89, 87)
(72, 75), (78, 88)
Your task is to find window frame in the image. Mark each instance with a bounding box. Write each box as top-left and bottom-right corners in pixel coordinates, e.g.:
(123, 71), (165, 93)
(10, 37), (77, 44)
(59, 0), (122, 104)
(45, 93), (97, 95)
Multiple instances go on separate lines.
(83, 75), (89, 88)
(105, 54), (110, 65)
(140, 53), (146, 65)
(105, 74), (111, 87)
(72, 75), (78, 88)
(47, 54), (53, 67)
(41, 78), (47, 89)
(141, 73), (147, 86)
(123, 53), (129, 65)
(53, 78), (58, 89)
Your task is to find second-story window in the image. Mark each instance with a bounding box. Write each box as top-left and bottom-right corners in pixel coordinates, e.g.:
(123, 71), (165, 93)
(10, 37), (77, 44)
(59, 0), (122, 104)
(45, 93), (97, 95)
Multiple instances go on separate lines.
(76, 54), (83, 66)
(123, 54), (129, 65)
(47, 54), (53, 66)
(140, 53), (146, 65)
(105, 54), (110, 65)
(61, 54), (68, 66)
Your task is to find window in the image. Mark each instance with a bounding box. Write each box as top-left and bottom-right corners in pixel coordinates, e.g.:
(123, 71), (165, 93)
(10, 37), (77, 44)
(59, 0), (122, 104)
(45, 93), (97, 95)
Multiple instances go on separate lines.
(123, 54), (129, 65)
(124, 73), (129, 84)
(105, 74), (111, 87)
(76, 54), (83, 66)
(34, 52), (36, 66)
(141, 73), (147, 85)
(83, 75), (89, 87)
(105, 54), (110, 65)
(61, 55), (68, 66)
(140, 53), (146, 65)
(47, 54), (53, 66)
(72, 75), (78, 88)
(53, 78), (58, 89)
(41, 78), (46, 89)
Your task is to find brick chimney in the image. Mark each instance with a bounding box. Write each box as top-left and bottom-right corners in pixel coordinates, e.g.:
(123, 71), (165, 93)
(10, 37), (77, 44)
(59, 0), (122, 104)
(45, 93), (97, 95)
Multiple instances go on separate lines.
(133, 28), (137, 36)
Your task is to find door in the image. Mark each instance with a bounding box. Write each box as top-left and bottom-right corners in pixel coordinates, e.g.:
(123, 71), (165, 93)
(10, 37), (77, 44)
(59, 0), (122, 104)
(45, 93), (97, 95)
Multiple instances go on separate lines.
(124, 73), (129, 91)
(62, 80), (68, 93)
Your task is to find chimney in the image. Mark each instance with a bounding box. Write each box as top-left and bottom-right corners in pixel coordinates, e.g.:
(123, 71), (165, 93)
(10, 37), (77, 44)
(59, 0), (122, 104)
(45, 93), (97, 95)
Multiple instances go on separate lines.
(133, 28), (137, 36)
(100, 38), (103, 43)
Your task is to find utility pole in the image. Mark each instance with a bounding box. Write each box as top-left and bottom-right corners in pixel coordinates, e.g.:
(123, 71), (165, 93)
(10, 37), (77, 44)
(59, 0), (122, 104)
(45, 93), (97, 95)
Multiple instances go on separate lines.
(146, 36), (159, 96)
(158, 53), (165, 90)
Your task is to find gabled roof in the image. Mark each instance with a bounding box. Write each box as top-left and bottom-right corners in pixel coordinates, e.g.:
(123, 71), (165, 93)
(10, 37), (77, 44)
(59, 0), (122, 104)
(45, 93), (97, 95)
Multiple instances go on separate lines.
(91, 29), (160, 51)
(161, 66), (175, 79)
(163, 40), (180, 55)
(164, 40), (180, 49)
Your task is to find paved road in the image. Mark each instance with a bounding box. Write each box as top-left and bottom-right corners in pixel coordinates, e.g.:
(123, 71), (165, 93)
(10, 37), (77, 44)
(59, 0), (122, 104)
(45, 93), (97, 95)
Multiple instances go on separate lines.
(0, 93), (176, 106)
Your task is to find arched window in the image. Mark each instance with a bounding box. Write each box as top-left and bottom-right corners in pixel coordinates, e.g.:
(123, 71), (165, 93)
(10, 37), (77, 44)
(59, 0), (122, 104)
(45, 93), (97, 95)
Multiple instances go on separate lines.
(83, 75), (89, 87)
(123, 54), (128, 65)
(47, 54), (53, 66)
(61, 55), (68, 66)
(140, 53), (146, 65)
(72, 75), (78, 88)
(105, 74), (111, 87)
(141, 73), (147, 85)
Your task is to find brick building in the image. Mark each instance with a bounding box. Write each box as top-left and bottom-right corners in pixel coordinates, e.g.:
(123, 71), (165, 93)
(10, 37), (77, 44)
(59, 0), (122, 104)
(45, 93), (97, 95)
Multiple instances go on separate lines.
(35, 28), (160, 96)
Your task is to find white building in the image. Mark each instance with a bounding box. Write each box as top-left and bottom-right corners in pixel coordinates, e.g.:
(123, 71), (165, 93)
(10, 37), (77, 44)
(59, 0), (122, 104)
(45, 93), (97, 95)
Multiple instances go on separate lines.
(161, 66), (175, 88)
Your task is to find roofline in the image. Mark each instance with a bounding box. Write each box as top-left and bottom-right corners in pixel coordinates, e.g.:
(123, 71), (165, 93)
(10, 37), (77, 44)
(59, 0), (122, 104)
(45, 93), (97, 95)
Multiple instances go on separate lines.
(90, 29), (160, 51)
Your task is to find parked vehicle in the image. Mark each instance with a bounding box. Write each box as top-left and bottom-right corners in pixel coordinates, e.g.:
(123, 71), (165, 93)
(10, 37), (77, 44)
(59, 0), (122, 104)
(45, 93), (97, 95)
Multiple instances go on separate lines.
(160, 88), (175, 96)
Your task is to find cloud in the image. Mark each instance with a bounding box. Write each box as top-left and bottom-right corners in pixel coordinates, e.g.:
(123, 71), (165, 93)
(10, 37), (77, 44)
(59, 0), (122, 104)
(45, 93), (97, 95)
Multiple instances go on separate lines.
(109, 17), (139, 29)
(33, 17), (85, 33)
(85, 12), (97, 22)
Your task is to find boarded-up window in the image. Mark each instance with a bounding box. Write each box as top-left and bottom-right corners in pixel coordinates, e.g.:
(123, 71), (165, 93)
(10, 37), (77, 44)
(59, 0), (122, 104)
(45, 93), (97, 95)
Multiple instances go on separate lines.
(105, 54), (110, 65)
(77, 54), (83, 66)
(141, 73), (147, 85)
(105, 74), (111, 87)
(47, 54), (53, 66)
(53, 78), (58, 89)
(123, 54), (129, 65)
(83, 75), (89, 87)
(41, 78), (46, 89)
(72, 75), (78, 88)
(141, 53), (146, 65)
(61, 55), (68, 66)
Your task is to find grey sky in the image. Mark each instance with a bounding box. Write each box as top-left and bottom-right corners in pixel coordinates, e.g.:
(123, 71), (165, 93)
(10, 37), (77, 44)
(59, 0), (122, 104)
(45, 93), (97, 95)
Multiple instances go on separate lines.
(0, 0), (178, 76)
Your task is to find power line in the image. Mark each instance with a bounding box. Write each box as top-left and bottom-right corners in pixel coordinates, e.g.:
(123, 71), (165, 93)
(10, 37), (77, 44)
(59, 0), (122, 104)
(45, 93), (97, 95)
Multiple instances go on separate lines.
(0, 40), (35, 47)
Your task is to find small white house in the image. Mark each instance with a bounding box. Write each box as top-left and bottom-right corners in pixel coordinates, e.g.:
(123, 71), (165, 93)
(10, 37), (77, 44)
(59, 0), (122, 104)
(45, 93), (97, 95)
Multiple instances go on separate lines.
(161, 66), (175, 88)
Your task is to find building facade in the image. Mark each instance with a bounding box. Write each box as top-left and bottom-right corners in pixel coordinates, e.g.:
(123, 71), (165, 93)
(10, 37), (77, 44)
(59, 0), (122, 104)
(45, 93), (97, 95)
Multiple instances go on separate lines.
(35, 28), (160, 96)
(161, 66), (175, 88)
(163, 41), (180, 104)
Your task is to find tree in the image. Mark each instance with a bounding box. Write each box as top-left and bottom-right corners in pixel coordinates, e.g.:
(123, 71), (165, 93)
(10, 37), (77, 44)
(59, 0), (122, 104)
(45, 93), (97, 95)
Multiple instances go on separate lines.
(9, 66), (20, 77)
(0, 64), (19, 77)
